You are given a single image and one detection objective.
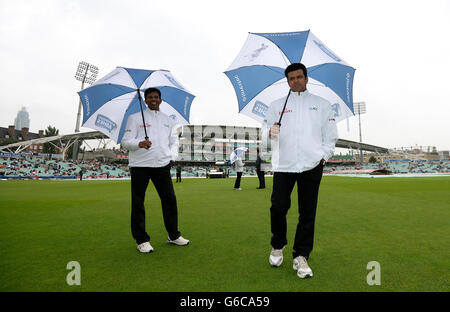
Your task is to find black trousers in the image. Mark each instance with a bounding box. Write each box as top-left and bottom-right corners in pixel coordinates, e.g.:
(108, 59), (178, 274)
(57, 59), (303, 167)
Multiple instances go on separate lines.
(256, 169), (265, 188)
(234, 172), (242, 188)
(176, 173), (181, 182)
(130, 166), (181, 244)
(270, 164), (323, 259)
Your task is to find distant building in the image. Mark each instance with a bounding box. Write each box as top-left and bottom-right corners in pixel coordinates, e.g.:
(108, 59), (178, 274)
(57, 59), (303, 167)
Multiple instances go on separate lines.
(14, 107), (30, 130)
(0, 126), (44, 153)
(364, 145), (445, 163)
(438, 150), (449, 160)
(176, 125), (261, 162)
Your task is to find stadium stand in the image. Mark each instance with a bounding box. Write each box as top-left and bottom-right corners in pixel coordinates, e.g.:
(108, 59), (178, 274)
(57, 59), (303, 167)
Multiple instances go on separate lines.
(0, 156), (129, 179)
(1, 154), (448, 180)
(324, 160), (449, 175)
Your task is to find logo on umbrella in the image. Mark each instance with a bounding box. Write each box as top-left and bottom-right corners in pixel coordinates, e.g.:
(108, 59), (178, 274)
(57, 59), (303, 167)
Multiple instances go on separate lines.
(164, 74), (185, 90)
(313, 40), (342, 62)
(346, 72), (351, 103)
(95, 114), (117, 133)
(245, 43), (269, 61)
(234, 75), (247, 102)
(184, 96), (190, 115)
(252, 100), (268, 118)
(84, 94), (91, 116)
(332, 103), (341, 117)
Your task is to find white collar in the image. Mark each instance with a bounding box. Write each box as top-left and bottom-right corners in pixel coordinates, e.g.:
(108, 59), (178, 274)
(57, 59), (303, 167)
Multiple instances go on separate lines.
(292, 90), (309, 96)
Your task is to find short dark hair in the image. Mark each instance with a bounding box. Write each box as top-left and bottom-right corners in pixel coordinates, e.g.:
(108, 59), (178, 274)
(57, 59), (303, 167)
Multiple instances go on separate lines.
(144, 87), (161, 99)
(285, 63), (307, 78)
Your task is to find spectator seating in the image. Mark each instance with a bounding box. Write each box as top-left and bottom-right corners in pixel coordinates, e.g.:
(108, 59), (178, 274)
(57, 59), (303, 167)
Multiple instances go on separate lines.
(1, 156), (449, 179)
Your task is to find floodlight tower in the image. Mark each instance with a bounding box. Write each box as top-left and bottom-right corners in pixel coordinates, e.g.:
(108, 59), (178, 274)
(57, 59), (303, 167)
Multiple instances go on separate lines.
(353, 102), (366, 165)
(73, 61), (99, 160)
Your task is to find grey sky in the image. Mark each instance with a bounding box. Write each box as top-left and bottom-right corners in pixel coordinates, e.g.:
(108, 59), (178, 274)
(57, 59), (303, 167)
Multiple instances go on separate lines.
(1, 0), (449, 151)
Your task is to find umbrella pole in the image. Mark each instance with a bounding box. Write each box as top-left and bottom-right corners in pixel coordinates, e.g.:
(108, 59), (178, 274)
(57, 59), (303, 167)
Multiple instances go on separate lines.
(277, 90), (291, 126)
(137, 90), (149, 140)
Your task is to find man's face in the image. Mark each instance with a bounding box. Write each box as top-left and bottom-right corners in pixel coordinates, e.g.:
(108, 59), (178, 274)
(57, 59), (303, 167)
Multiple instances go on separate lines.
(287, 69), (308, 92)
(145, 91), (162, 111)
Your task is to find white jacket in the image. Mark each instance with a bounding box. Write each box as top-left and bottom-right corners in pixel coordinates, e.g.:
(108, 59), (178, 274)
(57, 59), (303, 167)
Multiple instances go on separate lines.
(121, 109), (179, 167)
(262, 90), (338, 173)
(234, 158), (244, 173)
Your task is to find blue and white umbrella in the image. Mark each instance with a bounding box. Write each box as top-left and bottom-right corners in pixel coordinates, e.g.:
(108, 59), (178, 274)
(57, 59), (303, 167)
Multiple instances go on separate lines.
(78, 67), (195, 143)
(225, 30), (356, 123)
(229, 147), (248, 164)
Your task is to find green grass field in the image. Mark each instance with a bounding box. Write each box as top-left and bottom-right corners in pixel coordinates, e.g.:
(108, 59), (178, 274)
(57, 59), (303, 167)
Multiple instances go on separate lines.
(0, 176), (449, 292)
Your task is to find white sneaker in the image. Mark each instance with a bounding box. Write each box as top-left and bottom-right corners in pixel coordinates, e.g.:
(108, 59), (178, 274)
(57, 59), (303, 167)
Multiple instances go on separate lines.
(269, 247), (285, 267)
(137, 242), (154, 253)
(234, 188), (242, 191)
(293, 256), (313, 278)
(167, 236), (190, 246)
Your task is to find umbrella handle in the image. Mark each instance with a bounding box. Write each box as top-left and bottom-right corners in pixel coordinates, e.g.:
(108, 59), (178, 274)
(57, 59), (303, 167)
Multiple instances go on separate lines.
(277, 90), (291, 126)
(137, 90), (149, 140)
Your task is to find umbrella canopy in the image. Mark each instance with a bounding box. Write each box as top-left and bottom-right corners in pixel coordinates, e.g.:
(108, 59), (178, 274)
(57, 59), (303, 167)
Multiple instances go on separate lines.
(229, 147), (248, 164)
(225, 30), (356, 123)
(78, 67), (195, 143)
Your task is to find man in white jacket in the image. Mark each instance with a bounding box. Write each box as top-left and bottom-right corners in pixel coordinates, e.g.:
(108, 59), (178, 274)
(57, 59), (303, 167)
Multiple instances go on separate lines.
(233, 157), (244, 190)
(121, 87), (189, 253)
(262, 63), (338, 278)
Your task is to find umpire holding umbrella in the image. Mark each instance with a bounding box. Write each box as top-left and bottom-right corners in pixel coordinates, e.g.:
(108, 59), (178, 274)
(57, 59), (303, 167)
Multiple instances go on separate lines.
(262, 63), (338, 278)
(121, 87), (189, 253)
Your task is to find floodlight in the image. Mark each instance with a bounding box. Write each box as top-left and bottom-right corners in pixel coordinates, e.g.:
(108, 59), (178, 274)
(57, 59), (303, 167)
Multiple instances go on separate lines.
(353, 101), (367, 165)
(73, 61), (99, 160)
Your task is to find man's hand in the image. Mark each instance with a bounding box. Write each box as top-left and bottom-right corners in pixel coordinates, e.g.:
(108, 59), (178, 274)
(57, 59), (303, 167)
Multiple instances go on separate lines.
(138, 140), (152, 149)
(269, 122), (280, 139)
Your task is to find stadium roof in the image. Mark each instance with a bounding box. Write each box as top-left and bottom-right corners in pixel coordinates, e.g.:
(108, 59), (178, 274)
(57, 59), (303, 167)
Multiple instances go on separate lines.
(336, 138), (388, 153)
(0, 130), (389, 155)
(0, 131), (108, 154)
